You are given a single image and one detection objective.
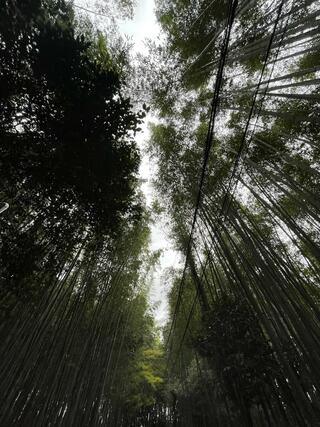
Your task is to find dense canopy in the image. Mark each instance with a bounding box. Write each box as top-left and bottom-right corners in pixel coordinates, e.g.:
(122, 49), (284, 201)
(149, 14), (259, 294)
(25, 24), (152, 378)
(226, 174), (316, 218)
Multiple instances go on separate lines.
(0, 0), (320, 425)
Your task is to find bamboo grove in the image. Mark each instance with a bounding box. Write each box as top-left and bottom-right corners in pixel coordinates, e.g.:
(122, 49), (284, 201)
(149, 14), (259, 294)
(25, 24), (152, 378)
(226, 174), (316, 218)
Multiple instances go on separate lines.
(0, 1), (164, 425)
(147, 0), (320, 425)
(0, 0), (320, 426)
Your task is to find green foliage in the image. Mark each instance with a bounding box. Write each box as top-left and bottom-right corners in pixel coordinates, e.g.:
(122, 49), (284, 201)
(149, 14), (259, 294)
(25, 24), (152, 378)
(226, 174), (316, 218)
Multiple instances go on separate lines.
(0, 0), (146, 305)
(1, 0), (320, 425)
(149, 0), (320, 425)
(196, 295), (281, 408)
(156, 0), (229, 88)
(125, 340), (165, 411)
(298, 46), (320, 70)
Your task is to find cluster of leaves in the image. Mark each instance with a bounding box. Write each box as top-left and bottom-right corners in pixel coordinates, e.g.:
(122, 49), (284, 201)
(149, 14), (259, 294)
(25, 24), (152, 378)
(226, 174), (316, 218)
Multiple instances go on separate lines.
(0, 0), (148, 307)
(196, 296), (281, 410)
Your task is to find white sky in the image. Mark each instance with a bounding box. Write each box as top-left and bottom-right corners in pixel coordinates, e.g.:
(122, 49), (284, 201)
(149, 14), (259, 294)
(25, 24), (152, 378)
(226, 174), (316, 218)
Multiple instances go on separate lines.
(118, 0), (160, 54)
(120, 2), (181, 326)
(73, 0), (182, 326)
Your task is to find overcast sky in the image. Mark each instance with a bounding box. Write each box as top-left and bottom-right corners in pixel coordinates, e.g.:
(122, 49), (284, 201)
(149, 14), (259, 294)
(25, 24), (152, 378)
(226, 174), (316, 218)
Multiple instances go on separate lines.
(120, 1), (181, 326)
(74, 0), (182, 326)
(118, 0), (160, 53)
